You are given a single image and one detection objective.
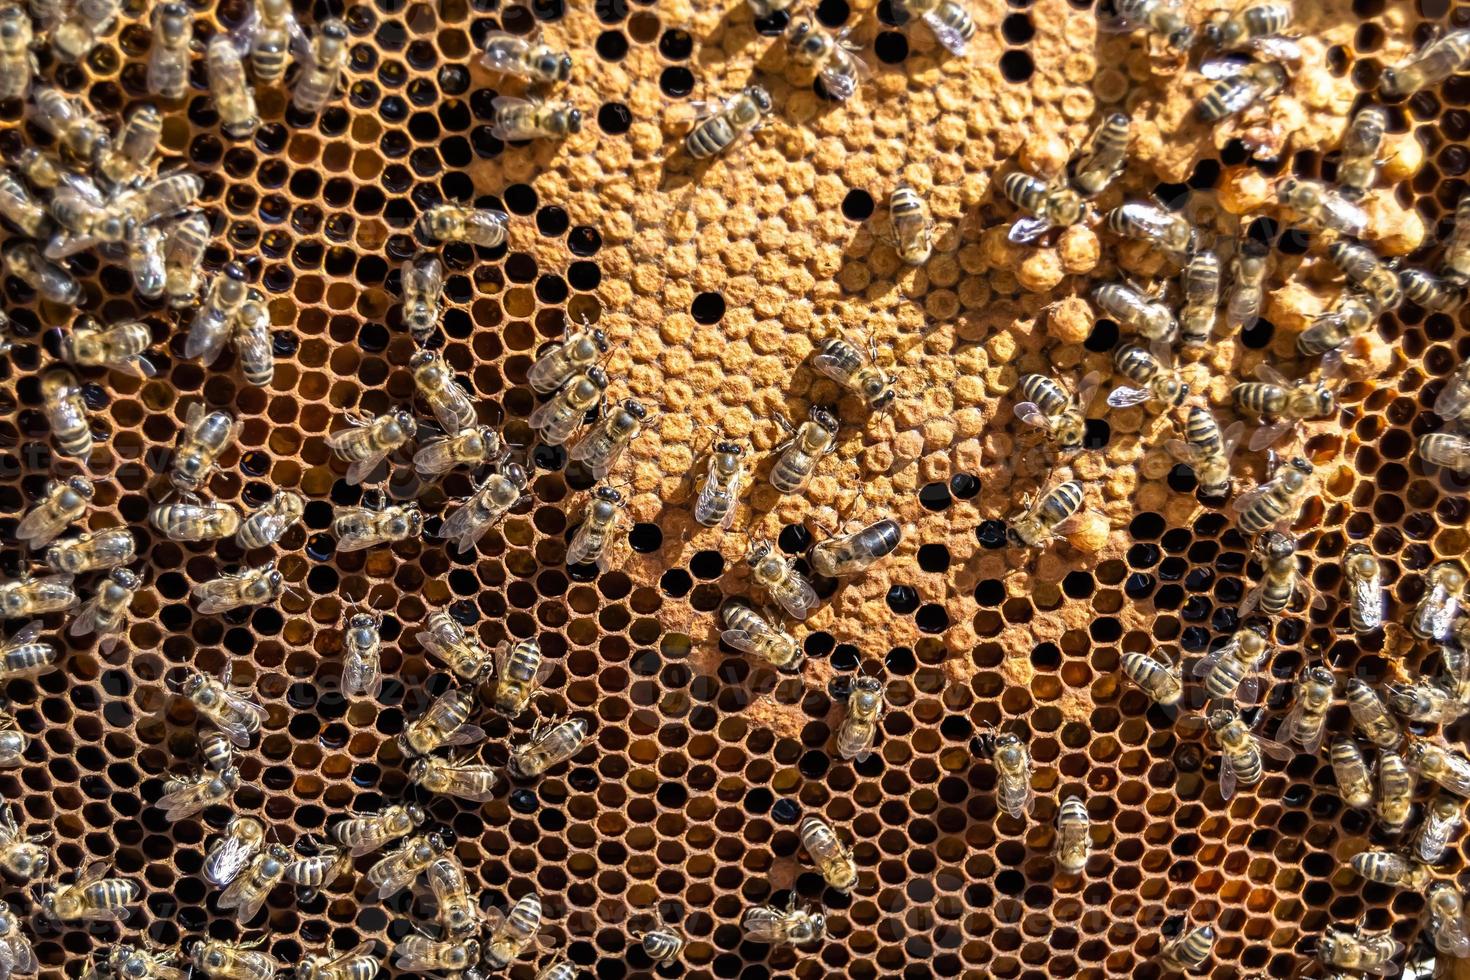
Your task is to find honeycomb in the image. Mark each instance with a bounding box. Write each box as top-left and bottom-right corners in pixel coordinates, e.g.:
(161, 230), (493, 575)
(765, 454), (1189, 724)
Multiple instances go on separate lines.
(0, 0), (1467, 975)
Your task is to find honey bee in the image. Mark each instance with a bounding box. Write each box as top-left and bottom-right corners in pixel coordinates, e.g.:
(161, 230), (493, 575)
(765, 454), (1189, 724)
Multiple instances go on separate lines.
(96, 104), (162, 189)
(1424, 881), (1470, 958)
(401, 252), (444, 343)
(200, 730), (235, 773)
(400, 687), (484, 758)
(480, 30), (572, 84)
(1105, 201), (1196, 258)
(39, 862), (139, 923)
(1197, 43), (1296, 121)
(189, 938), (280, 980)
(1384, 676), (1461, 725)
(808, 518), (901, 578)
(528, 367), (606, 446)
(747, 539), (819, 620)
(1346, 678), (1402, 748)
(491, 95), (582, 141)
(235, 0), (302, 84)
(685, 85), (773, 159)
(0, 806), (49, 885)
(1193, 626), (1271, 702)
(233, 291), (273, 386)
(409, 753), (500, 803)
(69, 567), (142, 643)
(1404, 737), (1470, 797)
(0, 8), (35, 102)
(1165, 408), (1243, 500)
(147, 2), (193, 99)
(528, 322), (609, 394)
(175, 664), (266, 746)
(1232, 364), (1336, 451)
(1013, 372), (1100, 455)
(1446, 195), (1470, 282)
(1175, 247), (1222, 348)
(1412, 561), (1466, 642)
(0, 168), (50, 238)
(46, 527), (135, 575)
(291, 18), (349, 114)
(632, 910), (685, 964)
(326, 409), (417, 485)
(415, 611), (494, 683)
(425, 854), (480, 939)
(1223, 236), (1270, 331)
(1279, 665), (1334, 754)
(1297, 292), (1376, 361)
(741, 896), (827, 947)
(236, 490), (305, 550)
(1402, 266), (1468, 313)
(203, 815), (263, 888)
(1412, 795), (1464, 864)
(570, 399), (648, 479)
(1277, 177), (1368, 237)
(12, 146), (61, 191)
(186, 263), (251, 364)
(1336, 106), (1387, 198)
(890, 0), (974, 54)
(1328, 240), (1403, 311)
(296, 942), (379, 980)
(1120, 649), (1183, 707)
(0, 712), (26, 768)
(799, 816), (858, 893)
(1202, 2), (1292, 48)
(51, 0), (119, 62)
(367, 832), (445, 899)
(887, 184), (933, 264)
(8, 243), (80, 305)
(1071, 112), (1129, 197)
(99, 945), (186, 980)
(1209, 707), (1293, 800)
(1351, 849), (1432, 889)
(1241, 531), (1313, 617)
(534, 961), (577, 980)
(1232, 454), (1313, 535)
(16, 476), (93, 549)
(330, 803), (424, 858)
(1003, 172), (1088, 245)
(284, 842), (351, 897)
(218, 844), (289, 924)
(332, 500), (423, 553)
(0, 575), (76, 621)
(720, 601), (803, 672)
(129, 225), (167, 300)
(208, 38), (259, 138)
(341, 612), (382, 698)
(1375, 748), (1415, 834)
(770, 406), (840, 494)
(565, 487), (625, 570)
(1159, 923), (1215, 972)
(393, 933), (480, 977)
(439, 460), (529, 552)
(1318, 923), (1402, 975)
(985, 731), (1035, 819)
(1092, 280), (1178, 343)
(32, 87), (109, 163)
(836, 675), (885, 762)
(1330, 738), (1373, 808)
(158, 766), (241, 821)
(508, 716), (589, 779)
(693, 439), (745, 530)
(1437, 359), (1470, 427)
(785, 17), (866, 102)
(1381, 28), (1470, 99)
(1006, 479), (1087, 548)
(1050, 795), (1091, 875)
(492, 636), (549, 718)
(417, 204), (509, 248)
(168, 404), (239, 494)
(413, 426), (501, 478)
(164, 212), (212, 306)
(0, 906), (37, 979)
(1107, 342), (1188, 410)
(59, 317), (156, 377)
(483, 892), (541, 969)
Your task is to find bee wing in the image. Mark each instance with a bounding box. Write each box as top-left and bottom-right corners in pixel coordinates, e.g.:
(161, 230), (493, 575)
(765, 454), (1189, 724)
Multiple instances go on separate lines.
(440, 763), (498, 802)
(1249, 34), (1301, 62)
(233, 318), (272, 367)
(1435, 378), (1470, 419)
(479, 31), (526, 72)
(205, 713), (256, 748)
(335, 522), (381, 553)
(1252, 362), (1288, 386)
(1350, 577), (1385, 631)
(0, 935), (36, 975)
(920, 9), (970, 54)
(1325, 196), (1368, 236)
(343, 652), (383, 698)
(1217, 750), (1238, 801)
(1199, 56), (1249, 80)
(818, 62), (859, 102)
(741, 906), (785, 942)
(367, 853), (420, 899)
(324, 942), (377, 970)
(1164, 438), (1204, 464)
(1237, 673), (1261, 705)
(185, 310), (231, 364)
(1106, 385), (1151, 408)
(527, 395), (569, 430)
(1012, 402), (1050, 429)
(412, 437), (454, 476)
(439, 500), (490, 552)
(1230, 481), (1275, 514)
(1075, 371), (1102, 409)
(1278, 702), (1323, 755)
(345, 451), (391, 486)
(489, 94), (539, 141)
(781, 577), (820, 621)
(158, 780), (212, 820)
(1422, 598), (1459, 644)
(1430, 905), (1470, 957)
(392, 936), (442, 971)
(440, 723), (486, 749)
(1191, 640), (1234, 680)
(66, 594), (105, 637)
(721, 629), (764, 656)
(1007, 216), (1053, 245)
(1248, 420), (1294, 452)
(1238, 580), (1264, 618)
(204, 834), (257, 887)
(2, 622), (44, 650)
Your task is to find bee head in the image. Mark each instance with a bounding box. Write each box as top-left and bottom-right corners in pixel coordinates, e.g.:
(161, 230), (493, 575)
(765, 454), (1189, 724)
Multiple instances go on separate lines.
(1288, 456), (1312, 474)
(1206, 706), (1236, 729)
(554, 53), (573, 81)
(623, 398), (647, 419)
(586, 365), (609, 388)
(715, 441), (744, 457)
(811, 405), (839, 432)
(322, 18), (348, 41)
(746, 85), (774, 114)
(408, 348), (435, 368)
(595, 486), (623, 504)
(747, 540), (772, 564)
(406, 803), (428, 825)
(69, 475), (95, 499)
(589, 328), (610, 352)
(1167, 24), (1195, 50)
(503, 461), (529, 489)
(562, 106), (583, 134)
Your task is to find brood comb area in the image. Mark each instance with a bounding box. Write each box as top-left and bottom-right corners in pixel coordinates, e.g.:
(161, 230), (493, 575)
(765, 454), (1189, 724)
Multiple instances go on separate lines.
(0, 0), (1466, 977)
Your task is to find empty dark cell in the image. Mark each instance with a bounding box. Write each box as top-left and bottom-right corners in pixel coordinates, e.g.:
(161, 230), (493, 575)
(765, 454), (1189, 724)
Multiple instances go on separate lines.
(917, 544), (950, 573)
(358, 323), (389, 352)
(658, 28), (693, 59)
(976, 521), (1007, 548)
(691, 292), (726, 324)
(1084, 318), (1118, 352)
(1167, 464), (1198, 494)
(803, 632), (836, 659)
(627, 522), (663, 553)
(816, 0), (849, 24)
(536, 275), (569, 304)
(1157, 557), (1187, 582)
(1130, 513), (1164, 539)
(595, 0), (627, 20)
(1090, 617), (1122, 642)
(1082, 418), (1110, 449)
(874, 30), (909, 62)
(918, 482), (952, 511)
(568, 261), (602, 290)
(689, 550), (724, 579)
(778, 523), (811, 553)
(1277, 230), (1311, 256)
(1127, 543), (1161, 568)
(1061, 571), (1093, 599)
(885, 646), (916, 674)
(886, 585), (919, 615)
(659, 66), (695, 97)
(535, 202), (570, 236)
(597, 103), (633, 134)
(596, 30), (629, 60)
(1125, 573), (1156, 599)
(949, 473), (980, 498)
(1001, 13), (1033, 42)
(999, 49), (1033, 83)
(841, 189), (875, 221)
(502, 183), (538, 215)
(744, 787), (774, 814)
(1188, 158), (1222, 189)
(830, 645), (860, 671)
(799, 751), (830, 779)
(771, 799), (801, 824)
